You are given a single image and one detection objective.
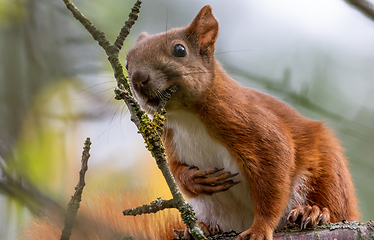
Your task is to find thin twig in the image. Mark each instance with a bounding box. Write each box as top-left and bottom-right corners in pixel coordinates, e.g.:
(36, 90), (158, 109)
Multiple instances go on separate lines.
(113, 1), (142, 52)
(123, 198), (176, 216)
(60, 137), (91, 240)
(62, 0), (111, 53)
(114, 87), (144, 128)
(345, 0), (374, 22)
(0, 171), (62, 216)
(62, 0), (140, 92)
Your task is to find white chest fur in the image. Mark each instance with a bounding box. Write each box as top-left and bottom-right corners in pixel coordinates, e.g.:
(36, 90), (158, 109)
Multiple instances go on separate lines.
(165, 110), (254, 232)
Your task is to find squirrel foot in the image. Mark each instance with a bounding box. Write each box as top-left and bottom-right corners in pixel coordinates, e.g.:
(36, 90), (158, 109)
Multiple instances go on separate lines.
(287, 205), (330, 229)
(236, 222), (273, 240)
(173, 222), (222, 239)
(182, 165), (240, 195)
(199, 221), (223, 236)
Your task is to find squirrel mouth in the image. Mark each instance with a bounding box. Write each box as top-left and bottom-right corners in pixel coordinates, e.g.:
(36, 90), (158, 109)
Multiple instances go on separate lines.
(146, 94), (160, 106)
(145, 85), (178, 108)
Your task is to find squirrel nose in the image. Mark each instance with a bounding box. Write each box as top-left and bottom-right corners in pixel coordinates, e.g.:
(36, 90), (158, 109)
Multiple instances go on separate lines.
(131, 70), (150, 90)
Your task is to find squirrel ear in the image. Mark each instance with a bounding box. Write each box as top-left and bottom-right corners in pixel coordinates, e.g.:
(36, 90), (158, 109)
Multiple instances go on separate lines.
(187, 5), (219, 55)
(137, 32), (150, 42)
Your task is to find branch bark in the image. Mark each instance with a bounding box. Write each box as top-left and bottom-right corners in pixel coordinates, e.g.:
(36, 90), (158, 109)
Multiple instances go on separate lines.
(123, 198), (176, 216)
(204, 221), (374, 240)
(345, 0), (374, 22)
(275, 221), (374, 240)
(60, 137), (91, 240)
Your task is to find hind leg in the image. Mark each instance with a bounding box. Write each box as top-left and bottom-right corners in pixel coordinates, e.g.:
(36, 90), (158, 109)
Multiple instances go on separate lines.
(173, 221), (222, 239)
(287, 205), (330, 229)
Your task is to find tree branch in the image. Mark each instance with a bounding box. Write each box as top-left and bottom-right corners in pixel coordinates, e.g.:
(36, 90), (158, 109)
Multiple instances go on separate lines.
(192, 221), (374, 240)
(123, 198), (176, 216)
(113, 1), (142, 52)
(61, 1), (206, 239)
(61, 0), (134, 92)
(62, 0), (111, 53)
(114, 87), (143, 129)
(60, 137), (91, 240)
(345, 0), (374, 22)
(0, 170), (62, 215)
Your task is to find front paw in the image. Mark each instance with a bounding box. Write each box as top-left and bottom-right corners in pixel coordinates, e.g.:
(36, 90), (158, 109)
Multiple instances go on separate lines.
(237, 223), (273, 240)
(182, 165), (240, 195)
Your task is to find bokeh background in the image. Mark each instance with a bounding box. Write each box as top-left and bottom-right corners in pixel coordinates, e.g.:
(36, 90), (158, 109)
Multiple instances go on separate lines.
(1, 0), (374, 239)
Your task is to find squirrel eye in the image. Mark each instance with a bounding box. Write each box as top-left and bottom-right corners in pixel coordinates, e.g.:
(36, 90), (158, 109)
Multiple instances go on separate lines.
(172, 44), (187, 58)
(125, 60), (128, 70)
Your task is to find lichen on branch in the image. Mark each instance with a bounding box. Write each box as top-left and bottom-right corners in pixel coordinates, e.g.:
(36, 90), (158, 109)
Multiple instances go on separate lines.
(123, 198), (176, 216)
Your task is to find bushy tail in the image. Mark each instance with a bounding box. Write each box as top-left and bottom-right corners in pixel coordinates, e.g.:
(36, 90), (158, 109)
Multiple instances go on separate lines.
(19, 190), (184, 240)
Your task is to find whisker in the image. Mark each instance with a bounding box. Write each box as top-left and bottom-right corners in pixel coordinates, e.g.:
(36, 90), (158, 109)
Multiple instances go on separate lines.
(74, 87), (114, 100)
(165, 6), (169, 38)
(205, 85), (219, 102)
(168, 69), (226, 77)
(75, 81), (115, 94)
(70, 58), (113, 73)
(214, 50), (254, 55)
(158, 90), (165, 99)
(160, 57), (174, 72)
(156, 89), (162, 98)
(118, 104), (129, 142)
(96, 97), (121, 140)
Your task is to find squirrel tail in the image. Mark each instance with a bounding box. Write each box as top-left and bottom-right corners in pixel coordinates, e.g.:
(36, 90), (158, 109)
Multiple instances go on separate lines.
(19, 189), (184, 240)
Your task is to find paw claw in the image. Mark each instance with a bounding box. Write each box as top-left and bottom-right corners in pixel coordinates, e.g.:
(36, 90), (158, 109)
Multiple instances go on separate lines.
(301, 216), (311, 229)
(229, 172), (239, 178)
(233, 181), (241, 185)
(188, 165), (199, 170)
(288, 205), (330, 229)
(287, 205), (304, 224)
(184, 165), (239, 195)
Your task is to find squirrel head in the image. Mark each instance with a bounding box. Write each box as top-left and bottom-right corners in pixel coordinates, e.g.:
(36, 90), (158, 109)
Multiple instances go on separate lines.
(126, 5), (219, 114)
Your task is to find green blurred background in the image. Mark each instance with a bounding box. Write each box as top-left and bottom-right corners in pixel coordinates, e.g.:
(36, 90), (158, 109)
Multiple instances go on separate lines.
(1, 0), (374, 239)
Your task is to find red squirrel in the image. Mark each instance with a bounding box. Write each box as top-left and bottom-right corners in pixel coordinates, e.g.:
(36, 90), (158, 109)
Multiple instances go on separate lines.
(126, 5), (359, 240)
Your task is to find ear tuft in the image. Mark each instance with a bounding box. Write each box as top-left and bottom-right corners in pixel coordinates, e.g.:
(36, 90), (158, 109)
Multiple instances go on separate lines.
(137, 32), (150, 42)
(186, 5), (219, 56)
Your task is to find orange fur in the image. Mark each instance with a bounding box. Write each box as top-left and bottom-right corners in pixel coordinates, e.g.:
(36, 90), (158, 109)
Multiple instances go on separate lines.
(126, 5), (360, 240)
(19, 190), (183, 240)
